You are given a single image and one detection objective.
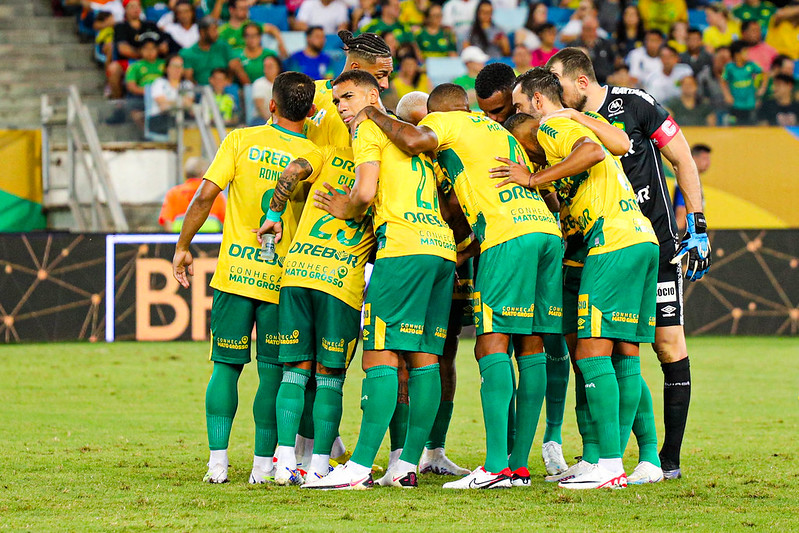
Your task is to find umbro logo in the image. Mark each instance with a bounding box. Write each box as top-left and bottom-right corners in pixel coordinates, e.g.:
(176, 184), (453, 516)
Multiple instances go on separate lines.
(585, 383), (596, 388)
(361, 395), (368, 401)
(661, 305), (677, 317)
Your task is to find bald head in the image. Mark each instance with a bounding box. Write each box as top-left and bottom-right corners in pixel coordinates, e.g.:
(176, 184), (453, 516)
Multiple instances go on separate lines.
(396, 91), (429, 125)
(427, 83), (469, 113)
(504, 113), (546, 166)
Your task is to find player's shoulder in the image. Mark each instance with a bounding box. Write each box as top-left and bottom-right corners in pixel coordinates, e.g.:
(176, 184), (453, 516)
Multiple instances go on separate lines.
(354, 118), (386, 142)
(582, 110), (610, 124)
(539, 116), (576, 137)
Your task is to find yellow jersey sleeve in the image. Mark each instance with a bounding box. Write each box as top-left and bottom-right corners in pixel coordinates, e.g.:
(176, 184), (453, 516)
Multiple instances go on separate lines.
(352, 120), (386, 167)
(205, 132), (237, 189)
(536, 117), (591, 164)
(301, 146), (327, 184)
(419, 111), (460, 151)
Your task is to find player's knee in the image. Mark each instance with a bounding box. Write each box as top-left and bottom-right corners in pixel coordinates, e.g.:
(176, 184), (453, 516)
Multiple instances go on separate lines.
(475, 333), (508, 359)
(316, 363), (344, 376)
(652, 328), (688, 363)
(285, 360), (313, 371)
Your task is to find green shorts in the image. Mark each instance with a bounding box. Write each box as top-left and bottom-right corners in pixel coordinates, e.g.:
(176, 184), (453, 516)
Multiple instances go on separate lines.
(562, 263), (583, 335)
(474, 233), (563, 336)
(577, 242), (658, 342)
(278, 287), (360, 369)
(363, 254), (455, 355)
(209, 289), (279, 365)
(450, 259), (475, 328)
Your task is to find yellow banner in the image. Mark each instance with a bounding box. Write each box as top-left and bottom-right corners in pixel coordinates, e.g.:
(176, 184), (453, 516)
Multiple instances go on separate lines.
(0, 130), (42, 203)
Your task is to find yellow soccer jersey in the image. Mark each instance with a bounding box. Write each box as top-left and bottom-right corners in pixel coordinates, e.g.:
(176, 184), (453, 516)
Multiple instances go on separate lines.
(353, 119), (455, 261)
(205, 124), (320, 303)
(305, 79), (351, 149)
(537, 116), (657, 255)
(281, 146), (376, 310)
(420, 111), (561, 252)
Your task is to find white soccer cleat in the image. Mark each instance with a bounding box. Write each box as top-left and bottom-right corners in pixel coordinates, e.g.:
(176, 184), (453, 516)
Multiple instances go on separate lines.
(558, 464), (627, 490)
(542, 441), (568, 476)
(301, 464), (373, 490)
(248, 465), (274, 485)
(626, 461), (664, 485)
(419, 447), (471, 476)
(442, 466), (512, 489)
(544, 459), (595, 482)
(274, 465), (304, 486)
(305, 464), (334, 482)
(510, 467), (531, 487)
(203, 463), (229, 484)
(376, 465), (418, 488)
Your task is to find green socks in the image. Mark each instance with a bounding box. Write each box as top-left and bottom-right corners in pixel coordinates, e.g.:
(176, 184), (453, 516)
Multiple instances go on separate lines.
(478, 352), (513, 473)
(205, 362), (243, 451)
(633, 376), (661, 466)
(253, 362), (282, 457)
(350, 365), (398, 468)
(612, 354), (642, 455)
(543, 335), (570, 444)
(509, 352), (547, 471)
(507, 347), (516, 453)
(576, 356), (621, 460)
(388, 402), (409, 452)
(574, 372), (600, 463)
(298, 377), (316, 439)
(312, 374), (345, 456)
(399, 364), (441, 466)
(275, 367), (311, 447)
(426, 401), (454, 450)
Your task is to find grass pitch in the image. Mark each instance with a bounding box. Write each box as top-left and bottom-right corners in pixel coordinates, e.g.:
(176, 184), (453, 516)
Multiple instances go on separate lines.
(2, 337), (798, 531)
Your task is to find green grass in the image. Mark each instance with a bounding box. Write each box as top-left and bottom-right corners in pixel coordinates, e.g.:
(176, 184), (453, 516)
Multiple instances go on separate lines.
(2, 337), (798, 531)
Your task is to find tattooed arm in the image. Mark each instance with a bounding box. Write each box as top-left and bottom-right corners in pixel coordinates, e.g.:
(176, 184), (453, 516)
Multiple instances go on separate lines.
(354, 106), (438, 156)
(255, 158), (313, 243)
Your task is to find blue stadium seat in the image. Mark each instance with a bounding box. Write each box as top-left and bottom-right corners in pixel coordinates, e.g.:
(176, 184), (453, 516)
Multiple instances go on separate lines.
(426, 57), (466, 86)
(795, 60), (799, 80)
(145, 5), (170, 23)
(324, 33), (347, 77)
(242, 84), (259, 126)
(493, 6), (529, 33)
(263, 30), (306, 55)
(688, 9), (708, 30)
(547, 7), (574, 27)
(250, 4), (289, 31)
(143, 84), (170, 142)
(487, 57), (514, 68)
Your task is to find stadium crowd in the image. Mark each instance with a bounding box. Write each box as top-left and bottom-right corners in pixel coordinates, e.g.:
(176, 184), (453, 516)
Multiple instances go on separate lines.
(56, 0), (799, 131)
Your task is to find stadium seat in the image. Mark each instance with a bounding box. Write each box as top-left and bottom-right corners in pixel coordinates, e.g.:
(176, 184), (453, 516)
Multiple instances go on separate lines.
(143, 84), (170, 142)
(493, 6), (529, 33)
(547, 7), (574, 27)
(250, 4), (289, 31)
(794, 59), (799, 80)
(688, 9), (708, 30)
(324, 33), (347, 77)
(145, 5), (170, 23)
(242, 84), (259, 126)
(426, 57), (466, 86)
(264, 31), (306, 55)
(487, 57), (514, 68)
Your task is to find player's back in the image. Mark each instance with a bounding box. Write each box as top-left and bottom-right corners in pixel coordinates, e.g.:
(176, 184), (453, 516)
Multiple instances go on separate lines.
(353, 119), (455, 261)
(206, 124), (318, 302)
(282, 146), (376, 310)
(306, 79), (351, 149)
(420, 111), (560, 252)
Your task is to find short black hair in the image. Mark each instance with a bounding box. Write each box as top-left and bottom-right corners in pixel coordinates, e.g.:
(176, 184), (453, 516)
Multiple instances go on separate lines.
(741, 19), (760, 33)
(428, 83), (468, 111)
(475, 62), (516, 99)
(547, 47), (597, 82)
(645, 29), (665, 40)
(503, 112), (537, 134)
(662, 44), (679, 56)
(306, 25), (324, 36)
(772, 54), (792, 70)
(691, 143), (712, 156)
(515, 67), (563, 106)
(687, 27), (703, 37)
(332, 69), (380, 92)
(337, 30), (391, 64)
(730, 39), (751, 57)
(272, 71), (316, 121)
(774, 73), (796, 86)
(210, 67), (229, 78)
(535, 22), (556, 35)
(243, 21), (262, 35)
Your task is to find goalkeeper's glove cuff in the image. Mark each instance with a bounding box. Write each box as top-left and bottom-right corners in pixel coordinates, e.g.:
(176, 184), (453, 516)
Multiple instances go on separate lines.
(687, 212), (707, 234)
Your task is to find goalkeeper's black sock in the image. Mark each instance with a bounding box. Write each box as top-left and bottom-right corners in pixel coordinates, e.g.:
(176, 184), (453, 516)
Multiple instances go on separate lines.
(660, 358), (691, 470)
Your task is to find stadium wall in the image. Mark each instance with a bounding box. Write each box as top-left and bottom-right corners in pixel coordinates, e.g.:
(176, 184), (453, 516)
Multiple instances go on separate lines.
(0, 230), (796, 343)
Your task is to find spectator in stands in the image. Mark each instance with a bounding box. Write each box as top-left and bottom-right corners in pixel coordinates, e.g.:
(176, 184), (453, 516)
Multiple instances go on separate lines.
(399, 0), (431, 30)
(107, 0), (167, 99)
(148, 54), (195, 134)
(180, 16), (248, 86)
(643, 44), (692, 102)
(159, 157), (225, 232)
(560, 0), (609, 44)
(664, 75), (716, 126)
(351, 0), (378, 29)
(415, 4), (457, 58)
(461, 0), (510, 58)
(441, 0), (478, 35)
(741, 20), (776, 72)
(530, 23), (558, 66)
(697, 45), (731, 118)
(514, 2), (547, 51)
(757, 74), (799, 125)
(673, 144), (711, 233)
(763, 54), (796, 100)
(453, 45), (488, 110)
(627, 29), (665, 86)
(721, 40), (766, 125)
(607, 63), (635, 86)
(94, 11), (117, 67)
(238, 23), (283, 84)
(512, 45), (532, 74)
(362, 0), (414, 45)
(293, 0), (350, 34)
(681, 27), (713, 76)
(703, 5), (740, 51)
(764, 4), (799, 61)
(615, 4), (645, 59)
(597, 0), (621, 35)
(85, 0), (126, 23)
(162, 0), (199, 52)
(637, 0), (687, 36)
(218, 0), (254, 49)
(253, 55), (282, 123)
(208, 68), (239, 125)
(125, 35), (165, 125)
(668, 20), (688, 53)
(286, 26), (332, 79)
(391, 52), (431, 100)
(572, 16), (616, 83)
(732, 0), (777, 33)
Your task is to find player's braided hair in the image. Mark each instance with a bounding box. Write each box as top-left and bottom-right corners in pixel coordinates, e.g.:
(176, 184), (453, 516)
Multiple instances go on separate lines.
(337, 30), (391, 63)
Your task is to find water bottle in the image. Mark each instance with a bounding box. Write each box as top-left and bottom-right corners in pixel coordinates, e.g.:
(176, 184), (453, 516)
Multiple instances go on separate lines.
(260, 234), (275, 261)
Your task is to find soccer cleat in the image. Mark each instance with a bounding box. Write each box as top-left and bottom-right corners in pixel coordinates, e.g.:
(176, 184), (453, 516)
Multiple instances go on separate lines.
(510, 467), (531, 487)
(419, 447), (471, 476)
(331, 450), (352, 466)
(274, 465), (304, 486)
(301, 464), (373, 490)
(663, 467), (682, 480)
(544, 460), (595, 482)
(542, 441), (568, 476)
(248, 465), (274, 485)
(442, 466), (512, 489)
(558, 464), (627, 490)
(376, 465), (418, 488)
(626, 461), (664, 485)
(306, 464), (334, 482)
(203, 463), (229, 484)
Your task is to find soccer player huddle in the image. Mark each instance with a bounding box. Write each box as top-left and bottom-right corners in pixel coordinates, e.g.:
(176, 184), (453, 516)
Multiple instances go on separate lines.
(173, 31), (711, 491)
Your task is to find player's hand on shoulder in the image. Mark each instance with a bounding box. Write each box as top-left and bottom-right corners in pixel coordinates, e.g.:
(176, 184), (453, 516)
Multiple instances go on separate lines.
(172, 248), (194, 289)
(540, 108), (578, 124)
(349, 107), (371, 137)
(489, 157), (532, 188)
